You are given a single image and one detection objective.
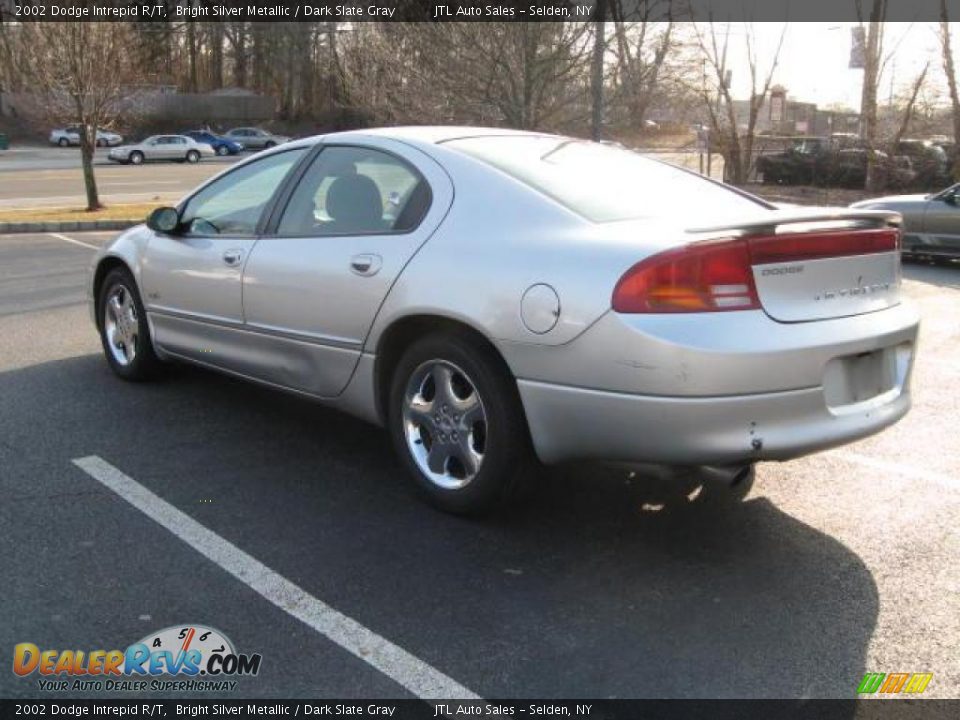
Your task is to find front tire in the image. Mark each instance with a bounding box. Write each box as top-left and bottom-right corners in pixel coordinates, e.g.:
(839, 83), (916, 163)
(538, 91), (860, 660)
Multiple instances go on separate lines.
(58, 138), (69, 147)
(186, 150), (200, 163)
(129, 151), (144, 165)
(215, 145), (229, 156)
(97, 268), (162, 381)
(388, 333), (533, 515)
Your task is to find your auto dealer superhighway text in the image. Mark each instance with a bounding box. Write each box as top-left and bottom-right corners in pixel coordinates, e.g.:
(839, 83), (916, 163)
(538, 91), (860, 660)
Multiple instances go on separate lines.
(174, 4), (397, 17)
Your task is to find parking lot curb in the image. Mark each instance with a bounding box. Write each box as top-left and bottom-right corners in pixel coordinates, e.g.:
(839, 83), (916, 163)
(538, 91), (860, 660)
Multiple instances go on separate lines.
(0, 220), (139, 234)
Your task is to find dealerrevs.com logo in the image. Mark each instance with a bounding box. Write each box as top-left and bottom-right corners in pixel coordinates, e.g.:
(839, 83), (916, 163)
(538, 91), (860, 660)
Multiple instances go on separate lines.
(13, 624), (262, 692)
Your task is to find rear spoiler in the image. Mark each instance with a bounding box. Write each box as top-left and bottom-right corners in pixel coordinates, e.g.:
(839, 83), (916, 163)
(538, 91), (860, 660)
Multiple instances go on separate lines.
(686, 208), (901, 236)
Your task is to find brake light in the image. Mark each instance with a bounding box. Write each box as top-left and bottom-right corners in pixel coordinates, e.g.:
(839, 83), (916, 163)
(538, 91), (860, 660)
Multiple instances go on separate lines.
(612, 238), (760, 313)
(748, 228), (899, 265)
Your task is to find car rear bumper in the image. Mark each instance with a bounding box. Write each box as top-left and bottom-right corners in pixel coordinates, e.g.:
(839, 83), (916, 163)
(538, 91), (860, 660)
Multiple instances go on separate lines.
(519, 375), (911, 466)
(513, 303), (919, 466)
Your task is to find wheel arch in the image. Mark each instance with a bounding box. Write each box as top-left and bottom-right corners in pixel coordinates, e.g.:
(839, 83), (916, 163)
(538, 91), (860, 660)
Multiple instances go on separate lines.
(92, 256), (135, 329)
(372, 314), (518, 425)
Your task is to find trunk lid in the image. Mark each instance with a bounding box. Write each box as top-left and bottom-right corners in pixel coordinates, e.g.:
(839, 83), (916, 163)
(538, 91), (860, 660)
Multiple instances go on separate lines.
(688, 208), (902, 322)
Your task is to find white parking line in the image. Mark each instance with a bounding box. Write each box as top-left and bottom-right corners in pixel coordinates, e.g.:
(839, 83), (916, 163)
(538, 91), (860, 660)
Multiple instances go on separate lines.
(828, 450), (960, 490)
(71, 455), (480, 700)
(48, 232), (99, 250)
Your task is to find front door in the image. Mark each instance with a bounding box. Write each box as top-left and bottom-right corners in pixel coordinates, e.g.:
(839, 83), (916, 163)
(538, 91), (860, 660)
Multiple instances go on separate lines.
(241, 139), (453, 397)
(142, 147), (308, 367)
(923, 187), (960, 252)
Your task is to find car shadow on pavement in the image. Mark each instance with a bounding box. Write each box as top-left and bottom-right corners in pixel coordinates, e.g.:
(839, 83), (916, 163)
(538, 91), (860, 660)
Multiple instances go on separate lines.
(0, 354), (878, 701)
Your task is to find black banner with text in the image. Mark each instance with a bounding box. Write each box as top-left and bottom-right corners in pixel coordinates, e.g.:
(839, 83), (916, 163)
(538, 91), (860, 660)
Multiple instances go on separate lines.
(0, 0), (955, 23)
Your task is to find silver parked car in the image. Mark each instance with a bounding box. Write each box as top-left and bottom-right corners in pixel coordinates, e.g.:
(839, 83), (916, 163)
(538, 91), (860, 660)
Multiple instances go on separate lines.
(224, 127), (290, 150)
(107, 135), (216, 165)
(851, 183), (960, 260)
(49, 126), (123, 147)
(89, 128), (919, 514)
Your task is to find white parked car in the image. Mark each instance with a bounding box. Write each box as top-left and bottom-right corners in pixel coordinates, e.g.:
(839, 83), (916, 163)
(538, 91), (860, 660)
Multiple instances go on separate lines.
(49, 126), (123, 148)
(107, 135), (216, 165)
(224, 127), (290, 149)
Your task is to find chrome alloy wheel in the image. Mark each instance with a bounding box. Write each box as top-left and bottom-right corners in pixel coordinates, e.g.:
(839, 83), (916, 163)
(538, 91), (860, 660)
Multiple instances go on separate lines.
(103, 285), (139, 367)
(402, 360), (487, 490)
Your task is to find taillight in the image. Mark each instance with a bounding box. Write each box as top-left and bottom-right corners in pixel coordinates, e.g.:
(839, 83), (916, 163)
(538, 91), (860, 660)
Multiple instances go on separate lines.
(748, 228), (899, 265)
(612, 238), (760, 313)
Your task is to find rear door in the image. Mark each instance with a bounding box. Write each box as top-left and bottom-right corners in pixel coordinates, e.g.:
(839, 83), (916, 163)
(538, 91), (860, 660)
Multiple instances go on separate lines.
(240, 137), (453, 397)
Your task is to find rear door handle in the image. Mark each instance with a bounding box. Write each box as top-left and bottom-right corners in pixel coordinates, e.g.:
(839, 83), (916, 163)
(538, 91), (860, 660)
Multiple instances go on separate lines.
(350, 253), (382, 276)
(223, 248), (244, 267)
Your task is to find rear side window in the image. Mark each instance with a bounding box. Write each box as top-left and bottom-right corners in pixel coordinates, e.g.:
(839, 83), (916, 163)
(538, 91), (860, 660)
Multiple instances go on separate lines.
(445, 136), (766, 223)
(276, 146), (431, 236)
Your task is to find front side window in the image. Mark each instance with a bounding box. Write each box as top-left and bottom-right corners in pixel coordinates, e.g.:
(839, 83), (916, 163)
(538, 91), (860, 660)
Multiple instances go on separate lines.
(276, 146), (430, 236)
(180, 148), (307, 237)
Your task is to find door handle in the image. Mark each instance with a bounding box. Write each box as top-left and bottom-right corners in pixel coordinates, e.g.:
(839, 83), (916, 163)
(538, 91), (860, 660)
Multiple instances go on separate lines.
(222, 248), (244, 267)
(350, 253), (382, 276)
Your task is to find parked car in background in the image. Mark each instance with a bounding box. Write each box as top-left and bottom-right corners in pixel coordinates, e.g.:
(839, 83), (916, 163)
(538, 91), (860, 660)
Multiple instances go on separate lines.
(894, 139), (951, 189)
(49, 126), (123, 148)
(224, 127), (290, 149)
(756, 137), (906, 189)
(852, 182), (960, 261)
(107, 135), (215, 165)
(183, 130), (244, 156)
(88, 127), (918, 515)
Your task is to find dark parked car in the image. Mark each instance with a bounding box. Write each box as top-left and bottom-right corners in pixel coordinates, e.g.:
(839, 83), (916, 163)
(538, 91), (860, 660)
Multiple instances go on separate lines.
(183, 130), (244, 156)
(895, 139), (951, 189)
(757, 137), (908, 189)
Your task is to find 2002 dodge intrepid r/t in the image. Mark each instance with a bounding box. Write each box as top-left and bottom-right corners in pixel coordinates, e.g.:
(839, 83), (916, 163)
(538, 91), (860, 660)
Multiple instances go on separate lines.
(88, 127), (918, 514)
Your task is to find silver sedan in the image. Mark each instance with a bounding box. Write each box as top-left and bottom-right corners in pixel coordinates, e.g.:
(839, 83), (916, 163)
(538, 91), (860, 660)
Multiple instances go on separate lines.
(851, 183), (960, 260)
(107, 135), (216, 165)
(88, 128), (919, 515)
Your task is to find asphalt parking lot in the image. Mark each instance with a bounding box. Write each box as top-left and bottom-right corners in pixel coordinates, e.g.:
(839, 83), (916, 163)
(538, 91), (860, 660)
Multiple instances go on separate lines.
(1, 231), (958, 700)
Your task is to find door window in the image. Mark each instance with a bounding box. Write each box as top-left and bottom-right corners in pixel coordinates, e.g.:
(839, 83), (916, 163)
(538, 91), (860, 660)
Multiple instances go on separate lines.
(276, 146), (431, 236)
(180, 148), (307, 237)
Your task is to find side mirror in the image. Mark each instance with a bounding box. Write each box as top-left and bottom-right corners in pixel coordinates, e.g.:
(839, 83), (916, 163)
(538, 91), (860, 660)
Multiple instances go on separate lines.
(147, 207), (180, 234)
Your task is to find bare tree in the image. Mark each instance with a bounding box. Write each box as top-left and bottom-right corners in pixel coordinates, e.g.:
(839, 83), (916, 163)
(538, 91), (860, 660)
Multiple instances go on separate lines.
(855, 0), (888, 191)
(888, 63), (930, 149)
(0, 22), (144, 210)
(340, 23), (591, 131)
(940, 0), (960, 179)
(590, 0), (609, 140)
(693, 21), (786, 184)
(609, 1), (674, 134)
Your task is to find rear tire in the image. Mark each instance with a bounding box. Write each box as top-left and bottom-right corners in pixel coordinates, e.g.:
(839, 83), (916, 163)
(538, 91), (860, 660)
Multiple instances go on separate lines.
(58, 138), (69, 148)
(387, 332), (534, 515)
(97, 268), (162, 381)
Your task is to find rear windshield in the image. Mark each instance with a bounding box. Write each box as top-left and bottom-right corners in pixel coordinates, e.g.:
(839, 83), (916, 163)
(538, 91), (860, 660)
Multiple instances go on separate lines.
(444, 136), (767, 223)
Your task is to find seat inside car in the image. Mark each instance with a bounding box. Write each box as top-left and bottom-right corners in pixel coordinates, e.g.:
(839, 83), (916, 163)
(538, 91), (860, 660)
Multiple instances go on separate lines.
(323, 174), (385, 234)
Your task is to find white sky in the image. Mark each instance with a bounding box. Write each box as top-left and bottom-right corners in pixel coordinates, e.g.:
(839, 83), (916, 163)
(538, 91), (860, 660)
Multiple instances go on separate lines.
(723, 22), (959, 109)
